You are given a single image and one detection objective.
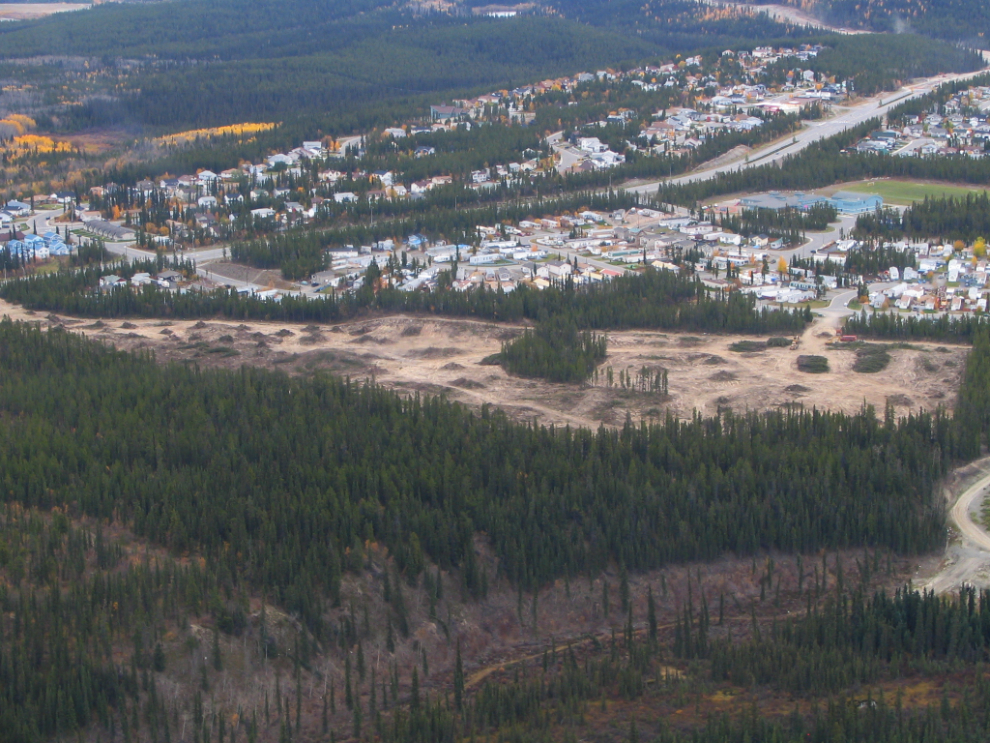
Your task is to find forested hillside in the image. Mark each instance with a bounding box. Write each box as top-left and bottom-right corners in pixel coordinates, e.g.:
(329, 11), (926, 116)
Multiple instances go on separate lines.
(0, 0), (799, 133)
(0, 316), (989, 742)
(0, 317), (972, 614)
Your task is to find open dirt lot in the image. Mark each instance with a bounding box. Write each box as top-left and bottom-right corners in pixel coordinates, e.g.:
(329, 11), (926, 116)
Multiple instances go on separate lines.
(0, 3), (89, 20)
(3, 298), (966, 428)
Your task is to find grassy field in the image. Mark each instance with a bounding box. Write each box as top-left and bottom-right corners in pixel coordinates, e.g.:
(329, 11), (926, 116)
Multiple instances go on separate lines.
(837, 180), (990, 205)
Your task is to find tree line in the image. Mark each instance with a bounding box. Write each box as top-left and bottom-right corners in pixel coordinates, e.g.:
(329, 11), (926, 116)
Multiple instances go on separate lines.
(855, 192), (990, 244)
(0, 262), (809, 335)
(844, 311), (989, 341)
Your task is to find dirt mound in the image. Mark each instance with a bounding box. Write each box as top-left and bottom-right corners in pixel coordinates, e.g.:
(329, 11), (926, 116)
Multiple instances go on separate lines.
(703, 355), (726, 365)
(729, 340), (766, 353)
(121, 322), (137, 329)
(441, 362), (465, 371)
(408, 347), (461, 359)
(709, 371), (737, 382)
(350, 334), (386, 345)
(886, 394), (914, 407)
(401, 324), (423, 337)
(785, 384), (811, 394)
(275, 329), (294, 337)
(451, 377), (486, 390)
(193, 321), (208, 330)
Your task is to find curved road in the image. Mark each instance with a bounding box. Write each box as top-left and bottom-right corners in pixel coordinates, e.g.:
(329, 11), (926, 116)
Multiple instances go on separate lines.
(924, 462), (990, 594)
(950, 472), (990, 552)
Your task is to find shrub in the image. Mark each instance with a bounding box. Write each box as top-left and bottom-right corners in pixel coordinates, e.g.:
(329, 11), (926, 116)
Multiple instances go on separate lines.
(797, 355), (829, 373)
(853, 346), (891, 373)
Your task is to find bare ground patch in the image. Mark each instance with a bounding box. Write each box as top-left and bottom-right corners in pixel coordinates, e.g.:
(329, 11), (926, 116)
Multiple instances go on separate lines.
(1, 301), (966, 428)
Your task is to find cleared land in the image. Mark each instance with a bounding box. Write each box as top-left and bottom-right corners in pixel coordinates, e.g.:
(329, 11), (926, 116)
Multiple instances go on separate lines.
(1, 298), (966, 428)
(831, 179), (990, 205)
(0, 3), (88, 20)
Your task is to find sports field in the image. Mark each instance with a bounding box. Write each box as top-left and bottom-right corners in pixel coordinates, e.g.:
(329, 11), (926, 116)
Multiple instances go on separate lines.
(837, 180), (990, 205)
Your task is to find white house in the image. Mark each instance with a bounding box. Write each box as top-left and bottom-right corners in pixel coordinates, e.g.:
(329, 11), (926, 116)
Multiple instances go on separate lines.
(578, 137), (607, 153)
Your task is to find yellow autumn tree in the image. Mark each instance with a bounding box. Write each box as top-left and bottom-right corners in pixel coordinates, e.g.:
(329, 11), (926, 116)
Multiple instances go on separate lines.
(974, 237), (987, 259)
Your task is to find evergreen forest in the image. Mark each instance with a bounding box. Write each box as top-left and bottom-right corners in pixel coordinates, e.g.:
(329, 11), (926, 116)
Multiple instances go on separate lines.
(0, 261), (809, 335)
(1, 317), (990, 742)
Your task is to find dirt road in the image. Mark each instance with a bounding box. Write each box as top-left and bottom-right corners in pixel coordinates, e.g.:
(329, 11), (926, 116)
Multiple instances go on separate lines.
(923, 459), (990, 594)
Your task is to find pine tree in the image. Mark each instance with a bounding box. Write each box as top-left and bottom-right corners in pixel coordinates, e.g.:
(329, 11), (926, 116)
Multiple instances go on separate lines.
(213, 627), (222, 671)
(647, 586), (657, 646)
(454, 641), (465, 711)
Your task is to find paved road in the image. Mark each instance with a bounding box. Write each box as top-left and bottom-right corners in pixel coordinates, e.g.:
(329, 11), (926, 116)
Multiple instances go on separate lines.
(762, 213), (858, 263)
(89, 230), (244, 286)
(822, 288), (858, 316)
(625, 68), (989, 197)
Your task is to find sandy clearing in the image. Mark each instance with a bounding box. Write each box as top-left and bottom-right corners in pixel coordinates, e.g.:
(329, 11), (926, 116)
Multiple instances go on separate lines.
(950, 469), (990, 553)
(0, 298), (966, 429)
(0, 3), (89, 20)
(921, 457), (990, 594)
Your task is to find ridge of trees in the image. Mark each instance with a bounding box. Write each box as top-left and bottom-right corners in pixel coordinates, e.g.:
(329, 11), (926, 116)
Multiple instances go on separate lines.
(0, 260), (810, 334)
(855, 192), (990, 244)
(844, 311), (990, 342)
